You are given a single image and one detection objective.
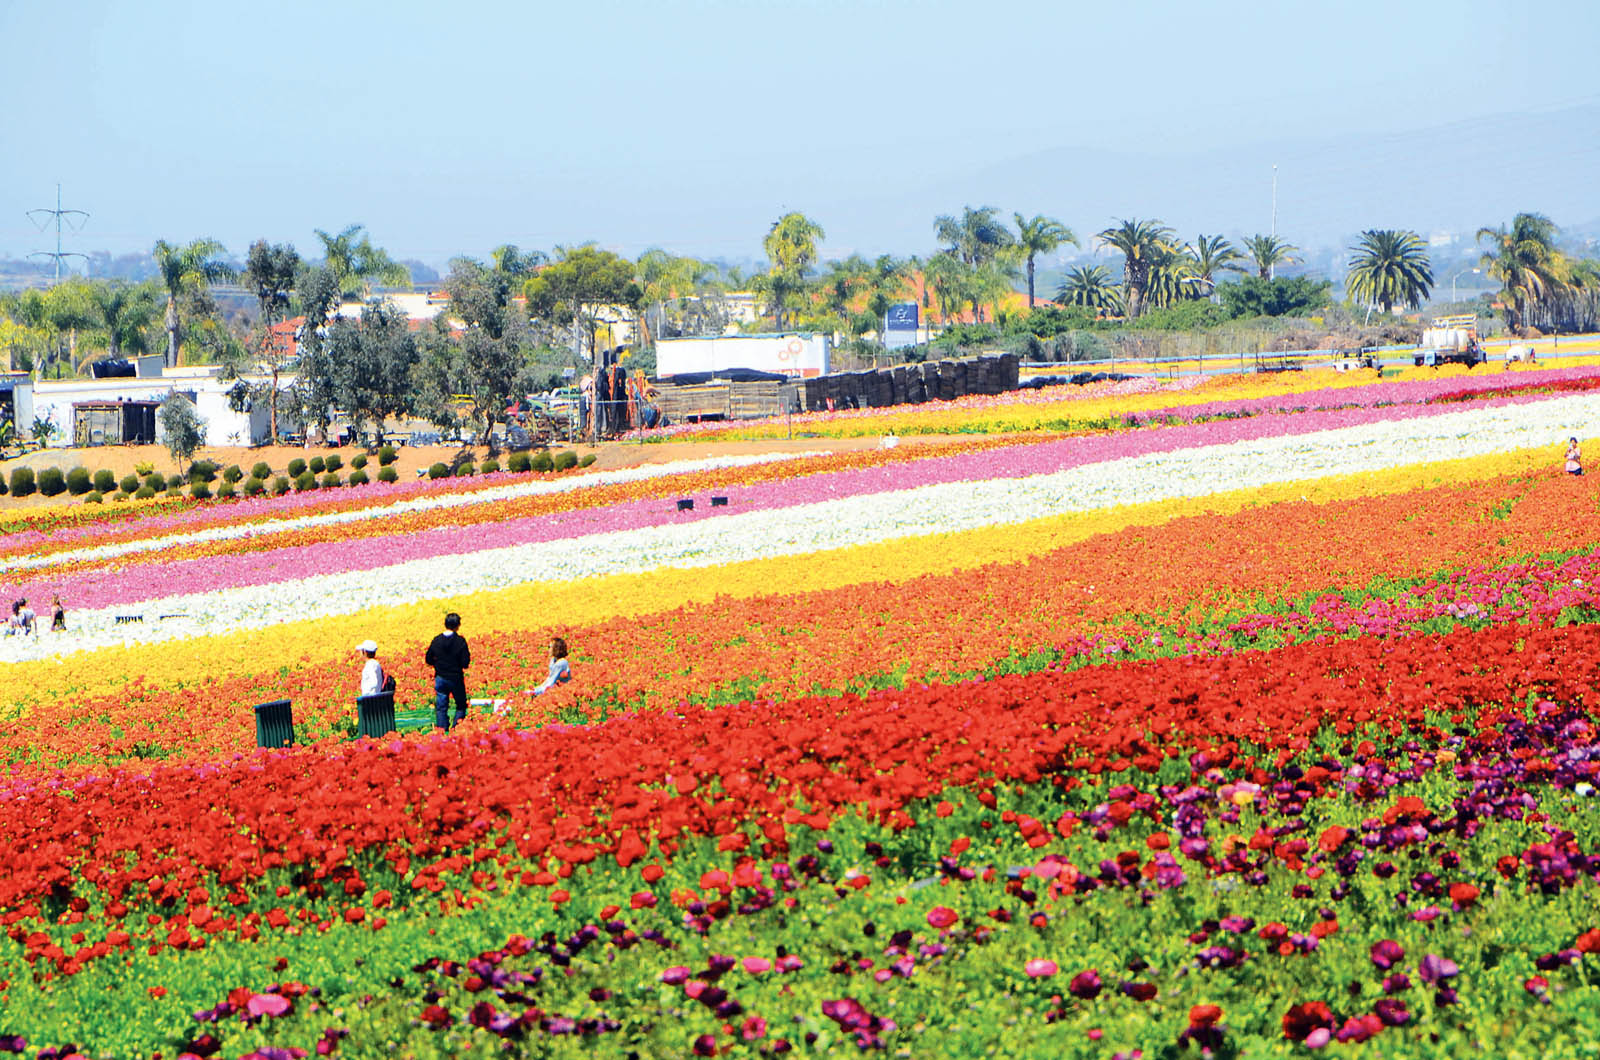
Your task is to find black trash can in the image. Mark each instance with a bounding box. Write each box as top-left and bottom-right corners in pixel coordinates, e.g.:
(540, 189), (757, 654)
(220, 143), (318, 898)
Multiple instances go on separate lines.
(356, 691), (397, 739)
(253, 699), (295, 748)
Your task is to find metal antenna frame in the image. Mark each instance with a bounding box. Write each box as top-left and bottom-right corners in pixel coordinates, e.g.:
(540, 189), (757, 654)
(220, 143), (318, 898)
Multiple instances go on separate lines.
(27, 183), (90, 283)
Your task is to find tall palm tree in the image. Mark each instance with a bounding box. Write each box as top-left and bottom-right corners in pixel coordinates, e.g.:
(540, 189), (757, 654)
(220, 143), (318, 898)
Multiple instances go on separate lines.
(151, 238), (235, 367)
(1096, 218), (1176, 320)
(1055, 265), (1123, 314)
(95, 281), (160, 361)
(922, 252), (973, 325)
(970, 252), (1023, 323)
(1243, 234), (1298, 279)
(1346, 229), (1433, 314)
(1187, 234), (1245, 296)
(1476, 212), (1564, 334)
(1013, 213), (1078, 307)
(934, 206), (1015, 268)
(313, 224), (411, 299)
(763, 212), (826, 328)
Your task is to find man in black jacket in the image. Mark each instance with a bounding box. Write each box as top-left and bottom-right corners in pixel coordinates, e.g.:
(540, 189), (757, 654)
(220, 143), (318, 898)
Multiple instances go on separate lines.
(425, 612), (471, 729)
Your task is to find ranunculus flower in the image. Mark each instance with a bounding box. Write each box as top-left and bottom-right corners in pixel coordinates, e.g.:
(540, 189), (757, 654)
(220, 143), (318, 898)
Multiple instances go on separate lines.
(742, 957), (771, 975)
(1024, 959), (1057, 978)
(926, 906), (958, 930)
(1068, 970), (1102, 999)
(1417, 954), (1459, 984)
(246, 993), (291, 1018)
(1369, 939), (1404, 970)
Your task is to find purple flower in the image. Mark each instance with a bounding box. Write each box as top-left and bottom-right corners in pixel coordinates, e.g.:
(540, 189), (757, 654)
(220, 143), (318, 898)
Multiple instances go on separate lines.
(1417, 954), (1459, 984)
(1068, 970), (1102, 999)
(1369, 939), (1405, 970)
(1372, 999), (1410, 1026)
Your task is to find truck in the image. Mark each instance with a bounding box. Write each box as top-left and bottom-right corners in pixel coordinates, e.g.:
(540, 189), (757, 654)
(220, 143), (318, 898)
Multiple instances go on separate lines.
(1414, 314), (1485, 368)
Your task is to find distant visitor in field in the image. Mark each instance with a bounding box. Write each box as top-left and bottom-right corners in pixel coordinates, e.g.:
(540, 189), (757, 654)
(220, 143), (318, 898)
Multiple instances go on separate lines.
(425, 612), (472, 729)
(8, 599), (35, 636)
(356, 639), (385, 696)
(50, 595), (66, 632)
(530, 637), (572, 695)
(1567, 437), (1583, 476)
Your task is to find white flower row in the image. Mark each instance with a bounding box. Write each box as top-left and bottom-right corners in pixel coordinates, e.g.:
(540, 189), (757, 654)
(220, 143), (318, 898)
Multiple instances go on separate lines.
(6, 395), (1596, 664)
(0, 451), (816, 574)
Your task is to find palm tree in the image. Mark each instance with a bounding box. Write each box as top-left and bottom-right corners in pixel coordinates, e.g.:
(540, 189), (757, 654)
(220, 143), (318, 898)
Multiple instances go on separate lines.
(1096, 218), (1176, 320)
(490, 244), (546, 280)
(1243, 234), (1298, 279)
(95, 281), (160, 361)
(1055, 265), (1124, 315)
(1013, 213), (1078, 307)
(151, 238), (235, 367)
(922, 252), (973, 325)
(1187, 234), (1245, 296)
(313, 224), (411, 299)
(762, 212), (826, 328)
(1346, 229), (1433, 314)
(635, 248), (714, 345)
(1476, 213), (1564, 334)
(934, 206), (1015, 267)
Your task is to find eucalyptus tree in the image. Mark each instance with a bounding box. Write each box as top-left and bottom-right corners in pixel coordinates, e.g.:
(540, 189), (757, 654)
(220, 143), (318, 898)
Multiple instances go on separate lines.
(1013, 214), (1078, 307)
(1096, 218), (1177, 320)
(94, 281), (160, 361)
(1346, 229), (1433, 314)
(151, 238), (235, 367)
(42, 279), (100, 373)
(1186, 234), (1245, 296)
(313, 224), (411, 299)
(1055, 265), (1123, 313)
(1243, 234), (1298, 280)
(762, 213), (826, 328)
(935, 206), (1015, 268)
(1477, 212), (1565, 334)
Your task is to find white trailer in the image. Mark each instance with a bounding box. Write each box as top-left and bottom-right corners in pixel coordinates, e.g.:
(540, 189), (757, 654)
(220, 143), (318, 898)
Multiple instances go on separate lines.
(656, 333), (830, 379)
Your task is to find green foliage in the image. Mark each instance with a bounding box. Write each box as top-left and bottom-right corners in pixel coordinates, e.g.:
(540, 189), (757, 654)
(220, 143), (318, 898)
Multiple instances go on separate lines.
(507, 451), (531, 473)
(83, 490), (102, 504)
(119, 474), (139, 495)
(553, 450), (578, 471)
(579, 453), (597, 468)
(250, 461), (272, 481)
(308, 456), (326, 474)
(1346, 229), (1433, 312)
(294, 471), (317, 491)
(1218, 275), (1335, 319)
(143, 473), (167, 492)
(222, 464), (243, 483)
(187, 481), (210, 500)
(530, 450), (555, 473)
(320, 472), (341, 489)
(189, 459), (218, 482)
(134, 485), (156, 500)
(157, 394), (206, 471)
(133, 461), (156, 477)
(6, 466), (34, 497)
(242, 477), (265, 496)
(378, 444), (397, 466)
(324, 453), (343, 472)
(349, 453), (368, 470)
(427, 462), (450, 480)
(65, 467), (91, 495)
(1009, 305), (1102, 338)
(479, 457), (500, 474)
(377, 465), (398, 484)
(93, 469), (116, 494)
(453, 460), (475, 477)
(346, 469), (368, 486)
(36, 467), (65, 497)
(216, 480), (236, 499)
(287, 458), (307, 477)
(111, 490), (129, 502)
(272, 475), (291, 495)
(1125, 298), (1231, 331)
(165, 483), (182, 497)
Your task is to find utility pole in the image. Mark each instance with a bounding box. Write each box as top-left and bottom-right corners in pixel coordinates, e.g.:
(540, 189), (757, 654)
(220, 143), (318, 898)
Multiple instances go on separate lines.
(1269, 164), (1279, 280)
(27, 184), (90, 283)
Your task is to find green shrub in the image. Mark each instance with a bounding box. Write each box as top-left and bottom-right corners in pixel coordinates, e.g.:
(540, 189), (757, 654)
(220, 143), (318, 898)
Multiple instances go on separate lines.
(320, 472), (341, 489)
(308, 456), (326, 474)
(165, 484), (182, 498)
(222, 464), (244, 483)
(579, 453), (597, 468)
(453, 461), (475, 477)
(93, 469), (116, 493)
(189, 481), (211, 500)
(530, 450), (554, 473)
(479, 457), (500, 474)
(37, 467), (66, 496)
(190, 459), (218, 482)
(217, 480), (237, 499)
(507, 451), (531, 473)
(66, 467), (91, 495)
(144, 473), (166, 492)
(350, 453), (368, 470)
(287, 458), (307, 477)
(0, 476), (7, 496)
(347, 468), (369, 486)
(427, 462), (449, 480)
(272, 475), (291, 496)
(377, 465), (398, 484)
(9, 467), (36, 497)
(553, 450), (578, 471)
(242, 477), (265, 496)
(134, 485), (156, 500)
(112, 491), (130, 502)
(378, 444), (397, 466)
(119, 473), (139, 495)
(133, 461), (155, 477)
(84, 490), (103, 504)
(324, 453), (343, 472)
(294, 471), (317, 492)
(251, 461), (272, 481)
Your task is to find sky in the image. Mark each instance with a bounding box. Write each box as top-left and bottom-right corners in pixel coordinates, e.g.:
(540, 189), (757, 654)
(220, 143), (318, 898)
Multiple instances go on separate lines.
(2, 0), (1598, 271)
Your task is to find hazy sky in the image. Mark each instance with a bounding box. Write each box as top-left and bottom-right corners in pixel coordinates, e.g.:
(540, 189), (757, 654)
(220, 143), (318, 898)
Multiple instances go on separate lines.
(3, 0), (1597, 268)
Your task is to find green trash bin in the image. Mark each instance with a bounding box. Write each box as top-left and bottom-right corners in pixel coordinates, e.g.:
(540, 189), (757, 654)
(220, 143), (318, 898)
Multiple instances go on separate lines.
(356, 691), (397, 739)
(253, 699), (295, 748)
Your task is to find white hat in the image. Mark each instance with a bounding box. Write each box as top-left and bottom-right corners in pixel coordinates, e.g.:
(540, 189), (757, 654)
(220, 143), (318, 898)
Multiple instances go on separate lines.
(357, 639), (377, 653)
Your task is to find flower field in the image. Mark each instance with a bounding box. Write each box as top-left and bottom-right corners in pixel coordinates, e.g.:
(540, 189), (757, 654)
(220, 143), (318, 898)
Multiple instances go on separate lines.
(4, 364), (1600, 1058)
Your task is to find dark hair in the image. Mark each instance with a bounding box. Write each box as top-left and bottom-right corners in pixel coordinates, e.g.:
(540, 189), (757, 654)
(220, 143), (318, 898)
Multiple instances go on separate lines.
(444, 612), (461, 631)
(550, 637), (568, 659)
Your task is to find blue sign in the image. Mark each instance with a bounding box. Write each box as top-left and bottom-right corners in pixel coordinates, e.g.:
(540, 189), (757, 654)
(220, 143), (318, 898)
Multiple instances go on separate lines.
(885, 303), (918, 329)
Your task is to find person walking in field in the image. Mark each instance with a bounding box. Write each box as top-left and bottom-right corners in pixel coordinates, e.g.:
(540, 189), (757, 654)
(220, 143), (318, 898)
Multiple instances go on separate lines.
(425, 612), (471, 729)
(356, 639), (385, 696)
(1566, 437), (1583, 476)
(530, 637), (572, 695)
(50, 595), (65, 632)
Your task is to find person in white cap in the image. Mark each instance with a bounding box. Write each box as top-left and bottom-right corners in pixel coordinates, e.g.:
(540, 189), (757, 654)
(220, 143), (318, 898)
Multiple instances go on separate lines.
(357, 639), (385, 696)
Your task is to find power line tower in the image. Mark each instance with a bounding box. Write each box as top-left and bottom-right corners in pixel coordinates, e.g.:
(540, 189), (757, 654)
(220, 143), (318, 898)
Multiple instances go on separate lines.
(27, 183), (90, 283)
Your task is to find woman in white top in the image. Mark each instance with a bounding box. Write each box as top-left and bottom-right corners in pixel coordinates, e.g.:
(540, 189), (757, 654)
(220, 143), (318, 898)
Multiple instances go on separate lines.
(357, 639), (386, 696)
(531, 637), (572, 695)
(1566, 437), (1583, 476)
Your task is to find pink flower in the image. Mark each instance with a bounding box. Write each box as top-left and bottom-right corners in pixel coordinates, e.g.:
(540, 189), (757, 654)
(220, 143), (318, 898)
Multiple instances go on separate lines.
(742, 956), (771, 974)
(246, 992), (291, 1018)
(1024, 959), (1058, 978)
(926, 906), (959, 930)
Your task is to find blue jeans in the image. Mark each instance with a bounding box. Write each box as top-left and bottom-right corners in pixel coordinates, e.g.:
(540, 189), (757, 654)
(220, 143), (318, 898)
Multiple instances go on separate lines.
(434, 675), (468, 729)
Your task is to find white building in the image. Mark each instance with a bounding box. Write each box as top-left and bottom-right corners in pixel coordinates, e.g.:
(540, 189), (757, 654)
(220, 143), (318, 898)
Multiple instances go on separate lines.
(25, 364), (294, 449)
